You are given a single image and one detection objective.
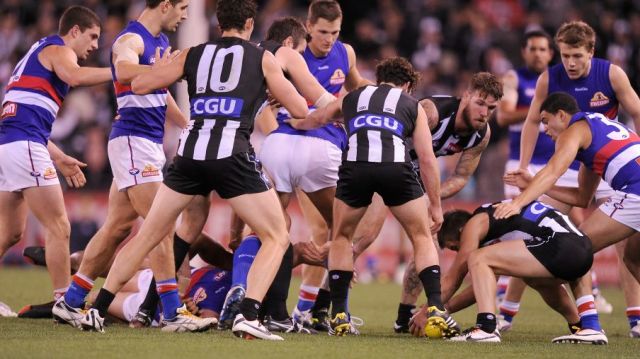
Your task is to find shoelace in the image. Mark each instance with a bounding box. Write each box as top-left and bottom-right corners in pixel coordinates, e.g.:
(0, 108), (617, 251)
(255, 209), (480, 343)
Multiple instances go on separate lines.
(350, 315), (364, 327)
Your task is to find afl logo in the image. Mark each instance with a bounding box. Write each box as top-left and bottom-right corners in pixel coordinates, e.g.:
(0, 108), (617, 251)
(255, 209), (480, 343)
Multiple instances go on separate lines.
(590, 92), (610, 107)
(330, 69), (345, 86)
(30, 171), (41, 178)
(129, 168), (140, 175)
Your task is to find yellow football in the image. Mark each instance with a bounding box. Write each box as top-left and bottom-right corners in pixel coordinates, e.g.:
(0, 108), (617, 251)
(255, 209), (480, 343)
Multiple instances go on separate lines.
(424, 323), (443, 339)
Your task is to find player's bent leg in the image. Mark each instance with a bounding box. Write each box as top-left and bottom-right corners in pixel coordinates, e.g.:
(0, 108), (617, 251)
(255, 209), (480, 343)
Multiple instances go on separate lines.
(176, 194), (210, 243)
(582, 209), (637, 253)
(352, 194), (387, 259)
(498, 277), (528, 332)
(304, 186), (335, 229)
(525, 278), (580, 328)
(615, 237), (640, 338)
(0, 191), (26, 258)
(23, 186), (71, 296)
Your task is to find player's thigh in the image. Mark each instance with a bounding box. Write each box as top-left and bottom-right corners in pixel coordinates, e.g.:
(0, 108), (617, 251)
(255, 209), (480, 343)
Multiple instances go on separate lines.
(304, 186), (335, 229)
(0, 191), (26, 245)
(228, 189), (288, 242)
(178, 194), (211, 240)
(127, 181), (161, 218)
(103, 181), (139, 232)
(470, 240), (553, 278)
(353, 193), (388, 243)
(331, 197), (368, 242)
(22, 185), (68, 232)
(297, 189), (329, 244)
(580, 208), (636, 252)
(388, 196), (430, 241)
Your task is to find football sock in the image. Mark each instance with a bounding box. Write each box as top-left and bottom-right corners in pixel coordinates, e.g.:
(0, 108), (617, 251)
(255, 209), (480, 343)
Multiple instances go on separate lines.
(137, 233), (191, 316)
(576, 295), (601, 331)
(239, 297), (262, 321)
(156, 278), (181, 320)
(328, 270), (352, 316)
(296, 285), (320, 313)
(263, 244), (293, 321)
(396, 303), (416, 328)
(476, 312), (497, 334)
(498, 300), (520, 323)
(231, 235), (261, 289)
(418, 265), (443, 310)
(496, 276), (509, 301)
(65, 273), (94, 308)
(312, 288), (331, 314)
(626, 306), (640, 329)
(93, 288), (116, 318)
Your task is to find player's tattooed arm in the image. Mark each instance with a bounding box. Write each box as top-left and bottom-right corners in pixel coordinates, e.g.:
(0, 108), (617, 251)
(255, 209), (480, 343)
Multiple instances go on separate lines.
(440, 126), (490, 199)
(343, 43), (373, 91)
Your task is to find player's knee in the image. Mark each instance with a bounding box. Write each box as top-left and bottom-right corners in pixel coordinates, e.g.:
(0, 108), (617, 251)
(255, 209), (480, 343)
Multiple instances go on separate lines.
(0, 231), (23, 253)
(622, 251), (640, 270)
(108, 220), (134, 241)
(467, 250), (484, 269)
(46, 216), (71, 242)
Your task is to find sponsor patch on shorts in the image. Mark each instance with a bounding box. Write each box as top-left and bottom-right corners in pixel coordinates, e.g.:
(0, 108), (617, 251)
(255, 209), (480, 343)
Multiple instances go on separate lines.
(43, 167), (57, 180)
(142, 164), (159, 177)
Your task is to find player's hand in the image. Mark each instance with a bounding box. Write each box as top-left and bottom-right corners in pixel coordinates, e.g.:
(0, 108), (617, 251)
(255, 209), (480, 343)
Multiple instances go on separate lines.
(429, 204), (443, 234)
(504, 168), (533, 190)
(184, 298), (200, 315)
(409, 305), (428, 337)
(154, 46), (180, 67)
(292, 241), (328, 267)
(55, 155), (87, 188)
(493, 201), (522, 219)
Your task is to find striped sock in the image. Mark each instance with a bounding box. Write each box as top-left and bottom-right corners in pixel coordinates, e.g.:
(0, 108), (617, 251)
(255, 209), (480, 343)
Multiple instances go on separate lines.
(156, 278), (181, 320)
(496, 276), (510, 301)
(64, 273), (94, 308)
(576, 295), (601, 331)
(626, 306), (640, 328)
(498, 300), (520, 323)
(296, 285), (320, 313)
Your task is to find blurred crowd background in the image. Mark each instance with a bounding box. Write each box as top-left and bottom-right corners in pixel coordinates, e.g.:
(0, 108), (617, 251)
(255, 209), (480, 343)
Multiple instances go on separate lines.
(1, 0), (639, 279)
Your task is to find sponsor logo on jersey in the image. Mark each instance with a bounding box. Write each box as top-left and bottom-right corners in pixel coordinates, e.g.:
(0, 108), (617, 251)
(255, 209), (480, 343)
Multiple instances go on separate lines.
(129, 168), (140, 176)
(590, 92), (610, 107)
(350, 114), (404, 136)
(317, 65), (329, 70)
(329, 69), (345, 86)
(574, 87), (588, 92)
(1, 102), (17, 119)
(445, 143), (462, 153)
(191, 97), (244, 118)
(43, 167), (57, 180)
(214, 271), (226, 281)
(192, 287), (207, 305)
(142, 164), (159, 177)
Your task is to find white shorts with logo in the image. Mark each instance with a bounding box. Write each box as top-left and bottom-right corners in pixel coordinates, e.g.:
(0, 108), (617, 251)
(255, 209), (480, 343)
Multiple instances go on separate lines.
(0, 141), (59, 192)
(121, 269), (155, 323)
(504, 160), (578, 198)
(599, 191), (640, 231)
(259, 133), (342, 193)
(108, 136), (165, 191)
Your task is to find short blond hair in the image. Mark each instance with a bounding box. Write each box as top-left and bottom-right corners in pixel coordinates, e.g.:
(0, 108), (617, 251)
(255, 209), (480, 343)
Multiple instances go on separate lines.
(555, 21), (596, 52)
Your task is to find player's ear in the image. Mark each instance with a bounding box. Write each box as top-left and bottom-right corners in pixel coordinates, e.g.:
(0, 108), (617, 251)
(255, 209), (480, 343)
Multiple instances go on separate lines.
(245, 18), (254, 32)
(283, 36), (294, 48)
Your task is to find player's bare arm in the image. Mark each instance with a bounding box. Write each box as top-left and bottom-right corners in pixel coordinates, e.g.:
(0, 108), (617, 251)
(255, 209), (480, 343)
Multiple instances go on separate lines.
(262, 50), (308, 119)
(287, 96), (344, 130)
(343, 43), (373, 91)
(419, 98), (440, 130)
(166, 92), (187, 128)
(41, 45), (111, 86)
(131, 47), (188, 94)
(497, 70), (528, 126)
(413, 104), (442, 232)
(279, 47), (333, 107)
(610, 64), (640, 130)
(47, 141), (87, 188)
(441, 214), (488, 303)
(112, 33), (147, 83)
(497, 123), (588, 218)
(519, 70), (549, 168)
(440, 126), (490, 199)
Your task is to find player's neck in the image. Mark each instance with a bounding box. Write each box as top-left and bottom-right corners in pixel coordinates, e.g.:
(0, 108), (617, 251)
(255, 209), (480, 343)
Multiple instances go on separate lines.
(222, 29), (250, 41)
(307, 42), (329, 58)
(138, 9), (163, 37)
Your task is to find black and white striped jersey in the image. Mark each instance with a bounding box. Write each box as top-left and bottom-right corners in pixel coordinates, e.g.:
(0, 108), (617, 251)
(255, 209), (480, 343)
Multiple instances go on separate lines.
(427, 96), (488, 157)
(341, 84), (418, 163)
(473, 201), (585, 247)
(177, 37), (267, 160)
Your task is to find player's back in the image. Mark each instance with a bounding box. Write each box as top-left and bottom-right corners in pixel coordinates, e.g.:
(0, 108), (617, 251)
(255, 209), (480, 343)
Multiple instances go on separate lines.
(271, 40), (350, 150)
(1, 35), (70, 145)
(548, 58), (619, 120)
(177, 37), (267, 161)
(341, 84), (417, 163)
(110, 21), (170, 144)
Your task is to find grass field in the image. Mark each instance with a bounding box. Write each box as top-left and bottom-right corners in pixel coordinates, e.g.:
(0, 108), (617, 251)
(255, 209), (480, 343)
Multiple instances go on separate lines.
(0, 268), (638, 358)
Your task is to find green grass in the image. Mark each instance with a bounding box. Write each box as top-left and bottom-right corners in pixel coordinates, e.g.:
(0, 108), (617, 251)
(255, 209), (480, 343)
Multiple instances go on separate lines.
(0, 268), (638, 358)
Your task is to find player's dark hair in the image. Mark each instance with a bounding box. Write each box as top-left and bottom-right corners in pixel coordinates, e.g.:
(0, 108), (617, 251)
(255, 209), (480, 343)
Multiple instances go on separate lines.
(266, 17), (307, 48)
(146, 0), (182, 9)
(437, 210), (472, 249)
(540, 92), (580, 115)
(522, 30), (552, 49)
(308, 0), (342, 24)
(555, 21), (596, 52)
(376, 57), (420, 93)
(58, 6), (101, 36)
(216, 0), (257, 32)
(469, 72), (503, 101)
